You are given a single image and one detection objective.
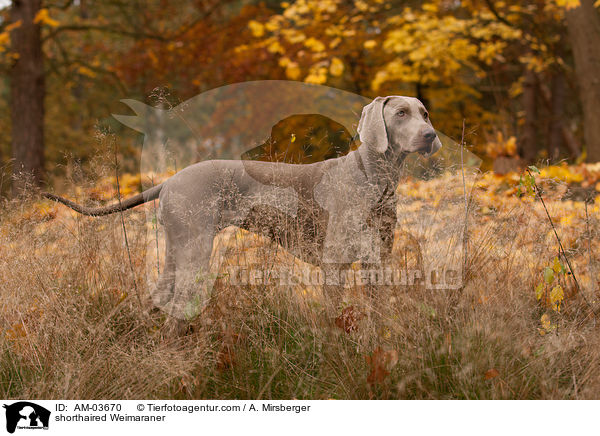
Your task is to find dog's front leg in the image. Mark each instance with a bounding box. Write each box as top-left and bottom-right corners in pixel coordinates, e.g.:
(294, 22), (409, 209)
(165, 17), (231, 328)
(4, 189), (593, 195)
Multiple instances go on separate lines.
(321, 262), (352, 315)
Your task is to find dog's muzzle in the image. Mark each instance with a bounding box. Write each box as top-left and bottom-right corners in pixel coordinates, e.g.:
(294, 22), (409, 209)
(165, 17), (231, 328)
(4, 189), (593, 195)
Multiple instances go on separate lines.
(416, 127), (440, 156)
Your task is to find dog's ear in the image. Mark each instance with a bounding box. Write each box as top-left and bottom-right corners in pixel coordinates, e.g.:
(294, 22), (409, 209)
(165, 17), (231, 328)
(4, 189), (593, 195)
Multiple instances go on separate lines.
(357, 96), (391, 153)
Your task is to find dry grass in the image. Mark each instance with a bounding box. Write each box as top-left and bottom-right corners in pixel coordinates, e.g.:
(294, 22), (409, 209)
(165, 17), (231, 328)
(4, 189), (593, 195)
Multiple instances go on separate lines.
(1, 166), (600, 400)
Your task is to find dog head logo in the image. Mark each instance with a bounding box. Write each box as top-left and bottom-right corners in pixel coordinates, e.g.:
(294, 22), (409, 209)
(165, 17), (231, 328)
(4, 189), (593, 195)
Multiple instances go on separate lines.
(3, 402), (50, 433)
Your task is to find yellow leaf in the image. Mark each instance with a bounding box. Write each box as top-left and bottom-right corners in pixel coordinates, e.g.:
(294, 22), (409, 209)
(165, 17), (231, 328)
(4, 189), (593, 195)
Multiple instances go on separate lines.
(552, 257), (562, 273)
(304, 72), (327, 84)
(329, 57), (344, 77)
(6, 20), (22, 33)
(77, 66), (96, 78)
(305, 37), (326, 52)
(355, 0), (369, 12)
(550, 285), (564, 312)
(364, 40), (377, 49)
(285, 61), (301, 80)
(267, 40), (284, 54)
(422, 3), (439, 12)
(0, 32), (9, 51)
(33, 8), (60, 27)
(555, 0), (581, 9)
(248, 20), (265, 37)
(278, 56), (290, 67)
(535, 283), (544, 300)
(540, 314), (551, 330)
(329, 37), (341, 48)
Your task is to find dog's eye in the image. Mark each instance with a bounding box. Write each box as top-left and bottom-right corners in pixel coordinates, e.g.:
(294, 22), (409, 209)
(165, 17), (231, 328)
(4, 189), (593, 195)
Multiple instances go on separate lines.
(397, 111), (405, 117)
(423, 112), (429, 120)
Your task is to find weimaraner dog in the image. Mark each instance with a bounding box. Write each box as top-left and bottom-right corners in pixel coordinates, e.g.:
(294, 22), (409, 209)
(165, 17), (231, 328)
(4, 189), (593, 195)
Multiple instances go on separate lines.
(45, 96), (442, 319)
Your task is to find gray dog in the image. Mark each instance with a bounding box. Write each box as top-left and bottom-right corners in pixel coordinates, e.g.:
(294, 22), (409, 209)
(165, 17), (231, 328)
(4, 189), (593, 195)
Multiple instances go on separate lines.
(45, 96), (441, 318)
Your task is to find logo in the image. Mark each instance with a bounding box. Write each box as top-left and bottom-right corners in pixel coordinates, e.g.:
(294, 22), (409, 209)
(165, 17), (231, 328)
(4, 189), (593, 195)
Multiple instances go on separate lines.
(2, 402), (50, 434)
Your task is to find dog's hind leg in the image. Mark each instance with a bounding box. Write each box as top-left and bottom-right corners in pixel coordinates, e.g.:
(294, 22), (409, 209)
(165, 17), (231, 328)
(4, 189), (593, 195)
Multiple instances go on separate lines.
(150, 228), (177, 311)
(158, 221), (217, 337)
(169, 222), (218, 321)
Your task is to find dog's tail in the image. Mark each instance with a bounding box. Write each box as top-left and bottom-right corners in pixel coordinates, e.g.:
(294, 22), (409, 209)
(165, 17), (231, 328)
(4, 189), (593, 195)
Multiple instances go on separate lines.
(42, 183), (164, 217)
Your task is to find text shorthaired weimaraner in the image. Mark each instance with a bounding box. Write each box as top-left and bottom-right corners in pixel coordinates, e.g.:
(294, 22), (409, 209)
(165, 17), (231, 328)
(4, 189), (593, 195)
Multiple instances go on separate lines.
(45, 96), (442, 318)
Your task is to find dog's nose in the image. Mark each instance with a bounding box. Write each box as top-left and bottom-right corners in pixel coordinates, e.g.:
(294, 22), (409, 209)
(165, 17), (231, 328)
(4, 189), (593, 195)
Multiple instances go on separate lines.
(423, 129), (437, 142)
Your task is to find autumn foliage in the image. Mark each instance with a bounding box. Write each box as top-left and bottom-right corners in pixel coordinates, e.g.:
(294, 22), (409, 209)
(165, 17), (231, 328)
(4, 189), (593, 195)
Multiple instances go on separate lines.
(2, 0), (600, 400)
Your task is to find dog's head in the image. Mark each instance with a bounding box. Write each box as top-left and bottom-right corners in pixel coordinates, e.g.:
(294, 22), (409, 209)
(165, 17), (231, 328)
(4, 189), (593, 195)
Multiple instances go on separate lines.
(357, 96), (442, 157)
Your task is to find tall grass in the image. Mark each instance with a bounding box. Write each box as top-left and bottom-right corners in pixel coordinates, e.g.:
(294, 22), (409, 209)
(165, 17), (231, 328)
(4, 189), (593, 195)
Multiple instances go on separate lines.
(1, 166), (599, 399)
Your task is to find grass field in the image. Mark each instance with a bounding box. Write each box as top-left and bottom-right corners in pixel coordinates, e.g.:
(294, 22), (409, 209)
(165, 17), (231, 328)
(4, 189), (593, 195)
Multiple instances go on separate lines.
(1, 163), (599, 399)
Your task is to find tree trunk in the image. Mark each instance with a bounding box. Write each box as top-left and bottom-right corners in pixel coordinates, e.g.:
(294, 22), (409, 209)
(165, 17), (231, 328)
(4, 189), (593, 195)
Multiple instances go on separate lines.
(415, 82), (429, 110)
(539, 81), (581, 157)
(566, 0), (600, 163)
(518, 69), (538, 163)
(548, 71), (566, 161)
(10, 0), (45, 196)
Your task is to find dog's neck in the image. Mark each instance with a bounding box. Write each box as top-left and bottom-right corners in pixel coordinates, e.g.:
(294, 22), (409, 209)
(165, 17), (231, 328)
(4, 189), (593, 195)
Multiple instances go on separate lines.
(356, 143), (406, 191)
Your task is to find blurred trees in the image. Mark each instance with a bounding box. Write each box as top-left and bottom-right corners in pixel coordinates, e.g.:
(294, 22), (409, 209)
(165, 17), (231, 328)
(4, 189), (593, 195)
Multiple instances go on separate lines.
(1, 0), (600, 195)
(565, 0), (600, 162)
(245, 0), (600, 165)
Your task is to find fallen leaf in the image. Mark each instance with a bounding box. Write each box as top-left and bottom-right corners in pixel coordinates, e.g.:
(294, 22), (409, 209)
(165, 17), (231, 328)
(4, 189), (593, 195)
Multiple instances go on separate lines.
(217, 345), (235, 371)
(484, 368), (499, 380)
(366, 347), (399, 385)
(540, 314), (551, 330)
(335, 306), (363, 333)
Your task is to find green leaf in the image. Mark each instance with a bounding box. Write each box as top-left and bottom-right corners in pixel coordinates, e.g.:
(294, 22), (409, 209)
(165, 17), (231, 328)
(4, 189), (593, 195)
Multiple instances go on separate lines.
(543, 267), (555, 284)
(528, 165), (540, 174)
(417, 302), (436, 318)
(526, 182), (534, 197)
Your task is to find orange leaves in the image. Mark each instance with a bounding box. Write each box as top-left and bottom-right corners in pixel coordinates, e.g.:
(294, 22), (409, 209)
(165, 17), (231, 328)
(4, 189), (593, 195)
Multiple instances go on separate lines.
(335, 306), (363, 333)
(217, 344), (236, 371)
(486, 132), (517, 159)
(5, 322), (27, 343)
(484, 368), (499, 380)
(216, 328), (246, 371)
(5, 302), (45, 354)
(366, 347), (398, 385)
